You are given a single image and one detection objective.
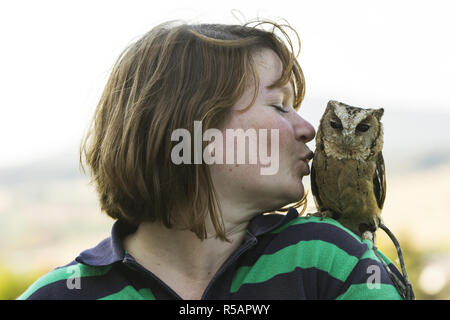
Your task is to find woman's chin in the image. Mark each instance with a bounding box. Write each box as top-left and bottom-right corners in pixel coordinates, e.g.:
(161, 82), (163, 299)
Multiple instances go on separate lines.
(275, 189), (305, 209)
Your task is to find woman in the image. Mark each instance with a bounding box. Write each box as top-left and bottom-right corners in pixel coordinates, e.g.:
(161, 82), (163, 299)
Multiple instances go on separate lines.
(19, 19), (403, 300)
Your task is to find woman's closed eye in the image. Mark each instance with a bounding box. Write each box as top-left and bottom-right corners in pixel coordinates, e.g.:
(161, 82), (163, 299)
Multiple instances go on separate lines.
(272, 104), (289, 113)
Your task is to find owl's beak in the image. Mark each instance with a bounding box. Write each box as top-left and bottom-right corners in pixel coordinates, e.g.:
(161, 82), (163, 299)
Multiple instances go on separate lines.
(342, 131), (353, 146)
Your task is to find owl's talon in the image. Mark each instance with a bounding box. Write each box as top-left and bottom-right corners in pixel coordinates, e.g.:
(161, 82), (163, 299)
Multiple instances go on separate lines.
(306, 211), (333, 220)
(361, 230), (374, 242)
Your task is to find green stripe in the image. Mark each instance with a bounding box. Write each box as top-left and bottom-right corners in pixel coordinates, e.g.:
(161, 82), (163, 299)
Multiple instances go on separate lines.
(99, 286), (155, 300)
(272, 216), (392, 264)
(374, 249), (392, 265)
(271, 216), (363, 242)
(336, 283), (402, 300)
(360, 241), (395, 267)
(360, 246), (381, 262)
(17, 264), (112, 300)
(231, 240), (358, 293)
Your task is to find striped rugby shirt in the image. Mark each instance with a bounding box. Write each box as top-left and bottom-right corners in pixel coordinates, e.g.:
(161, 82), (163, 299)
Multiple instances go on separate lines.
(18, 207), (403, 300)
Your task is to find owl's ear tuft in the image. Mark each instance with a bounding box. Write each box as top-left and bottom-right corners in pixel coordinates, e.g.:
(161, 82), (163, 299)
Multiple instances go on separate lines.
(325, 100), (339, 117)
(327, 100), (339, 109)
(373, 108), (384, 120)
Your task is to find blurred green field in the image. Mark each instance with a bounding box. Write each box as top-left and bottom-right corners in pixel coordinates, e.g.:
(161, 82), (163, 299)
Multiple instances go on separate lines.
(0, 262), (51, 300)
(375, 231), (443, 300)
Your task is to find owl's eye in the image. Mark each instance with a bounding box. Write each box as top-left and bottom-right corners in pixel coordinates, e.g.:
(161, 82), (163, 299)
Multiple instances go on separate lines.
(356, 123), (370, 132)
(330, 120), (343, 130)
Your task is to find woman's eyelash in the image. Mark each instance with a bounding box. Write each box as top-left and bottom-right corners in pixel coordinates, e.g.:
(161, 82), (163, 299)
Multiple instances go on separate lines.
(272, 104), (289, 113)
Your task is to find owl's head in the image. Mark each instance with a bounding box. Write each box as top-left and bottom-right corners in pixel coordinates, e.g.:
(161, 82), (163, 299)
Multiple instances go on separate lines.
(317, 100), (384, 160)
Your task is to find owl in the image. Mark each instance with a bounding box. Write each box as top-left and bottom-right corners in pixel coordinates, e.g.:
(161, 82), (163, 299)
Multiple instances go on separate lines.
(310, 100), (386, 238)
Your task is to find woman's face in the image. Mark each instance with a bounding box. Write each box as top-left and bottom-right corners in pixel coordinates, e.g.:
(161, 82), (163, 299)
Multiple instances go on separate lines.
(209, 48), (315, 222)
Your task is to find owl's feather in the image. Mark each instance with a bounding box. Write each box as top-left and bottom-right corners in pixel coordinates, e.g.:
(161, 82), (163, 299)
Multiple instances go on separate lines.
(310, 100), (385, 236)
(373, 152), (386, 209)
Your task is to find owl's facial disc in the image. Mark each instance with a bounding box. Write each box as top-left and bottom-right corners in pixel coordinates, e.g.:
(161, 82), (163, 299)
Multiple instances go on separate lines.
(332, 103), (372, 147)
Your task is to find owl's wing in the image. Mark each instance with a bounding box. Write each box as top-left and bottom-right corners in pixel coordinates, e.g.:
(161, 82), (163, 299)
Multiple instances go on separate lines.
(373, 152), (386, 209)
(310, 157), (324, 210)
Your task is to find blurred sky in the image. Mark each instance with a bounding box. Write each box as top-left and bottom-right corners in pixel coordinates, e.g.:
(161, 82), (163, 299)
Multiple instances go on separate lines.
(1, 0), (449, 168)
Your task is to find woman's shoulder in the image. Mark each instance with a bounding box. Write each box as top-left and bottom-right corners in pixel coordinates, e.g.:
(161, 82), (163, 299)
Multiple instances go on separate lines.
(257, 214), (404, 299)
(234, 213), (403, 299)
(269, 215), (370, 259)
(258, 214), (383, 289)
(17, 261), (112, 300)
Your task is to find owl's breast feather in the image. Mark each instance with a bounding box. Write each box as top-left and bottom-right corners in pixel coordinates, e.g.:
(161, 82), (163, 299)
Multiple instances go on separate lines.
(312, 148), (380, 220)
(322, 139), (371, 161)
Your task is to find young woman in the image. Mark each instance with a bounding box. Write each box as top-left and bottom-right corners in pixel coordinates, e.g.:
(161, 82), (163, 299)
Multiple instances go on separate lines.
(19, 19), (403, 300)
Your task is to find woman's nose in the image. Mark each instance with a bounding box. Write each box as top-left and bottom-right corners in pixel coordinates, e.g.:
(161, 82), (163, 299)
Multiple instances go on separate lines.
(294, 114), (315, 143)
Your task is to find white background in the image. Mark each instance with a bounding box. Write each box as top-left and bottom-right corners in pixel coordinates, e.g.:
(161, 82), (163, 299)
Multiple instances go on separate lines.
(1, 0), (449, 168)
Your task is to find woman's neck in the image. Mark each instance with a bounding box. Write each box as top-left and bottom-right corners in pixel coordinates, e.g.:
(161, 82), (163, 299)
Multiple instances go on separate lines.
(123, 218), (248, 289)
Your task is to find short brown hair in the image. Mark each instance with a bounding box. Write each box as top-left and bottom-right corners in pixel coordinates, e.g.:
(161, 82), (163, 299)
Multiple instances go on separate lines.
(80, 19), (307, 241)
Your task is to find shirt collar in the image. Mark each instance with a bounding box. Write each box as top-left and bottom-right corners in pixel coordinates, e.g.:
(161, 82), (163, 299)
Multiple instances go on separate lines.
(76, 207), (299, 267)
(246, 207), (299, 237)
(75, 220), (136, 266)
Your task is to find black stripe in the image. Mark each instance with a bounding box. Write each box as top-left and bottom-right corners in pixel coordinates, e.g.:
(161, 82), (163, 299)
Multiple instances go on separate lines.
(237, 220), (368, 268)
(340, 257), (400, 295)
(231, 267), (345, 300)
(53, 260), (79, 270)
(27, 264), (133, 300)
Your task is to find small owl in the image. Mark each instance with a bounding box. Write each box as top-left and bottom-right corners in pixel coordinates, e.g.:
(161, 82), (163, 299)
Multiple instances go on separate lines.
(310, 100), (386, 238)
